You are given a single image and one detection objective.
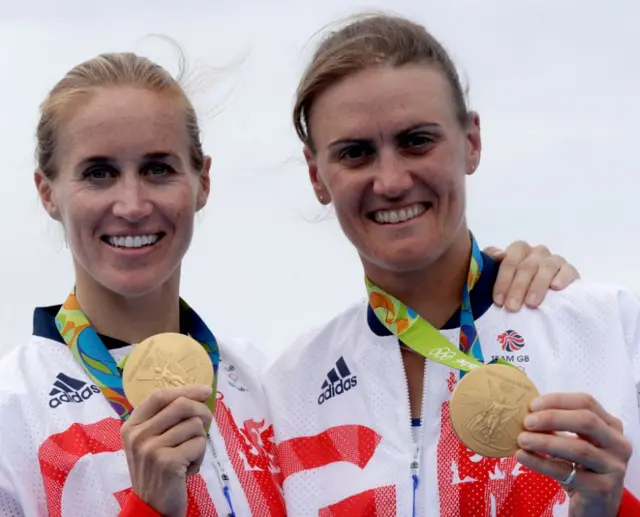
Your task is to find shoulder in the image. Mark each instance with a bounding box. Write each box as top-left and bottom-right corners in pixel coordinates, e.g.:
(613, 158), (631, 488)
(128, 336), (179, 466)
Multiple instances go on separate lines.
(263, 300), (369, 378)
(214, 336), (273, 418)
(0, 337), (67, 399)
(538, 279), (639, 323)
(509, 280), (640, 358)
(217, 335), (268, 374)
(0, 337), (71, 452)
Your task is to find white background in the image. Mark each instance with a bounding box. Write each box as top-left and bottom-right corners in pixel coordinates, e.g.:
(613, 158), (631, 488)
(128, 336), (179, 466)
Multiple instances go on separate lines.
(0, 0), (637, 358)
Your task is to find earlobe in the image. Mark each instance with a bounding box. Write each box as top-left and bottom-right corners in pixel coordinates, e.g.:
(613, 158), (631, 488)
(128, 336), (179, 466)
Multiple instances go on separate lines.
(34, 170), (61, 221)
(466, 111), (482, 176)
(196, 156), (212, 211)
(303, 146), (331, 205)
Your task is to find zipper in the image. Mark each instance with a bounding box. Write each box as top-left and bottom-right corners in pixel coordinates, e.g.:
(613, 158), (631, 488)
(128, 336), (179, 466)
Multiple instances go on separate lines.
(400, 345), (428, 517)
(410, 441), (420, 517)
(206, 434), (236, 517)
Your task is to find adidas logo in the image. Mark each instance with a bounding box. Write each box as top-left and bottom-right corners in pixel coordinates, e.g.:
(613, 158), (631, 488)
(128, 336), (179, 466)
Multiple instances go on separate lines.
(48, 373), (100, 409)
(317, 356), (357, 405)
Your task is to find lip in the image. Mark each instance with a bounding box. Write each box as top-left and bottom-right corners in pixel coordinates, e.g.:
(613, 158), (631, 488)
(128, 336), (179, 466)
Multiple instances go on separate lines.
(101, 232), (166, 256)
(103, 231), (164, 237)
(366, 202), (432, 225)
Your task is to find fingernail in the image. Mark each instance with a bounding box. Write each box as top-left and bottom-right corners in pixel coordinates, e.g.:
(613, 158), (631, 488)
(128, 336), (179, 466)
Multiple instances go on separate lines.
(524, 414), (538, 429)
(526, 293), (538, 306)
(200, 385), (213, 396)
(506, 298), (519, 311)
(494, 294), (504, 306)
(518, 432), (533, 447)
(530, 398), (543, 411)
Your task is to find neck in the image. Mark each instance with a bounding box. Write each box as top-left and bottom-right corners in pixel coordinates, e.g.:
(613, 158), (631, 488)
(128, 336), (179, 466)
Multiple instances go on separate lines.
(73, 268), (181, 345)
(367, 228), (472, 328)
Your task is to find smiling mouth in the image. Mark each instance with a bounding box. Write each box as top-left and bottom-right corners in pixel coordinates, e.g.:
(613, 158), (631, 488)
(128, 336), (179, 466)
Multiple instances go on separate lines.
(101, 233), (166, 249)
(368, 202), (432, 225)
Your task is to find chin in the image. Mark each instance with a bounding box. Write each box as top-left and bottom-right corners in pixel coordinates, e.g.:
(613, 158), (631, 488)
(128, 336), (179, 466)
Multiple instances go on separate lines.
(363, 247), (440, 275)
(377, 255), (436, 274)
(365, 237), (446, 273)
(96, 269), (175, 298)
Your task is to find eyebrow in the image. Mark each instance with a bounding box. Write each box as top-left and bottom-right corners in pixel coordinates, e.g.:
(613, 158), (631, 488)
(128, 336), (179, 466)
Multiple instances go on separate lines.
(143, 152), (179, 161)
(78, 152), (179, 167)
(327, 123), (441, 150)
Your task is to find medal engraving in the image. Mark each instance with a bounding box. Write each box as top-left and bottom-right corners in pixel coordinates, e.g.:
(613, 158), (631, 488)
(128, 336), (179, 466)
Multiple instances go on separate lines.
(450, 364), (539, 458)
(123, 333), (214, 408)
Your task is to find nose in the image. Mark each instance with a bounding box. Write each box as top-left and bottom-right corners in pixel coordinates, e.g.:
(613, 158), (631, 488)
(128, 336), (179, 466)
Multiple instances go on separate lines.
(112, 174), (153, 223)
(371, 150), (414, 199)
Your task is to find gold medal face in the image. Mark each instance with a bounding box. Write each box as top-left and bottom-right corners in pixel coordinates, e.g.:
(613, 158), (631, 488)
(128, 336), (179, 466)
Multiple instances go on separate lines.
(449, 364), (539, 458)
(122, 332), (214, 408)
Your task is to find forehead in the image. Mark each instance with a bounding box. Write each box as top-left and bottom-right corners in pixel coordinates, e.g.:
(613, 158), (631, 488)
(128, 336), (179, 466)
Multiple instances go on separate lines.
(310, 64), (457, 141)
(57, 86), (189, 160)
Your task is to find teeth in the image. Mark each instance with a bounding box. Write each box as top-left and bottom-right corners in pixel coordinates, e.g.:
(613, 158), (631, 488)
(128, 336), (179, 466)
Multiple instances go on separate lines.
(374, 204), (427, 224)
(107, 234), (160, 248)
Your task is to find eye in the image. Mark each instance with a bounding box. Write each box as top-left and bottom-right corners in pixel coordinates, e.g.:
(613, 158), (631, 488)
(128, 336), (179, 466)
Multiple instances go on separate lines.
(399, 133), (433, 152)
(82, 165), (117, 181)
(338, 143), (375, 164)
(144, 162), (175, 176)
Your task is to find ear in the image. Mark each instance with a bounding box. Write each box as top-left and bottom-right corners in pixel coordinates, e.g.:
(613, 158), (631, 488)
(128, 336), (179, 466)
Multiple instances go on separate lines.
(34, 170), (61, 221)
(303, 146), (331, 205)
(196, 155), (211, 211)
(465, 111), (482, 176)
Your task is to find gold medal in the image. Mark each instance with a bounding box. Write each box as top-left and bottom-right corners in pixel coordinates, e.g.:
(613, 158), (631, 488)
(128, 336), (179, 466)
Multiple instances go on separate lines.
(449, 364), (539, 458)
(122, 332), (214, 408)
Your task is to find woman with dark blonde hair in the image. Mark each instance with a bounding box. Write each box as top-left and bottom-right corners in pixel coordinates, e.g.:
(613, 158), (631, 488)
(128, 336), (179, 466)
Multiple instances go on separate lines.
(263, 13), (640, 517)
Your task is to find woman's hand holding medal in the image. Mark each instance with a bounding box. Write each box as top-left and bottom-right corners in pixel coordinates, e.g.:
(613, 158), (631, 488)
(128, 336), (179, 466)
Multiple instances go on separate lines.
(121, 385), (213, 516)
(120, 333), (216, 516)
(516, 393), (632, 516)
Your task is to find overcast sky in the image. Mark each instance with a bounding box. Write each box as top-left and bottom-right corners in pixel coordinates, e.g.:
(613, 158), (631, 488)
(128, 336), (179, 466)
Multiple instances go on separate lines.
(0, 0), (637, 358)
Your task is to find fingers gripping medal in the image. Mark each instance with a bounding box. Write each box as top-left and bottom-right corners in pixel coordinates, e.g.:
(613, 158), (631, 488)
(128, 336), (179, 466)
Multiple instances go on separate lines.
(450, 364), (539, 458)
(122, 333), (215, 426)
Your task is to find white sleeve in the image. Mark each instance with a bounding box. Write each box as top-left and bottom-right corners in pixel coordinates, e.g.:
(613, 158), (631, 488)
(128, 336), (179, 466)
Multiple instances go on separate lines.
(0, 396), (26, 516)
(614, 288), (640, 496)
(223, 337), (269, 372)
(618, 289), (640, 414)
(0, 465), (25, 517)
(0, 369), (36, 516)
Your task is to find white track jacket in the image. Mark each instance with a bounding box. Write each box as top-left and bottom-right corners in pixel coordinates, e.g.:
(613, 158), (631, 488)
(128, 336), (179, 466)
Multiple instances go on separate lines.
(262, 254), (640, 517)
(0, 304), (286, 517)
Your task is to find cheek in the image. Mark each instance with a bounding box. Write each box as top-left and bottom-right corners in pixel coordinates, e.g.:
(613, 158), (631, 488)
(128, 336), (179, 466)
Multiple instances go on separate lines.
(443, 175), (465, 202)
(428, 144), (468, 192)
(438, 176), (467, 231)
(448, 173), (467, 204)
(324, 170), (361, 210)
(330, 189), (373, 250)
(427, 166), (465, 206)
(329, 185), (364, 229)
(164, 188), (197, 229)
(58, 195), (96, 236)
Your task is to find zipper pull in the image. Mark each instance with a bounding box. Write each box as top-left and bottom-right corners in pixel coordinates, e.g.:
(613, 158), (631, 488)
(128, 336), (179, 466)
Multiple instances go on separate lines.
(223, 485), (236, 517)
(410, 444), (420, 484)
(411, 445), (420, 517)
(206, 436), (236, 516)
(219, 464), (236, 516)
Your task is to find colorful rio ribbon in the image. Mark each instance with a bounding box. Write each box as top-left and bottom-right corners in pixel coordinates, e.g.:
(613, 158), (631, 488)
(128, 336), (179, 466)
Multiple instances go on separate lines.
(366, 233), (510, 376)
(55, 292), (220, 421)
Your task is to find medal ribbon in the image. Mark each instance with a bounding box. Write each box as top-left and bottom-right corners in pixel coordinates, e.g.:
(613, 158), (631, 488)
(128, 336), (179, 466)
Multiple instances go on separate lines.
(367, 234), (510, 375)
(55, 292), (220, 421)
